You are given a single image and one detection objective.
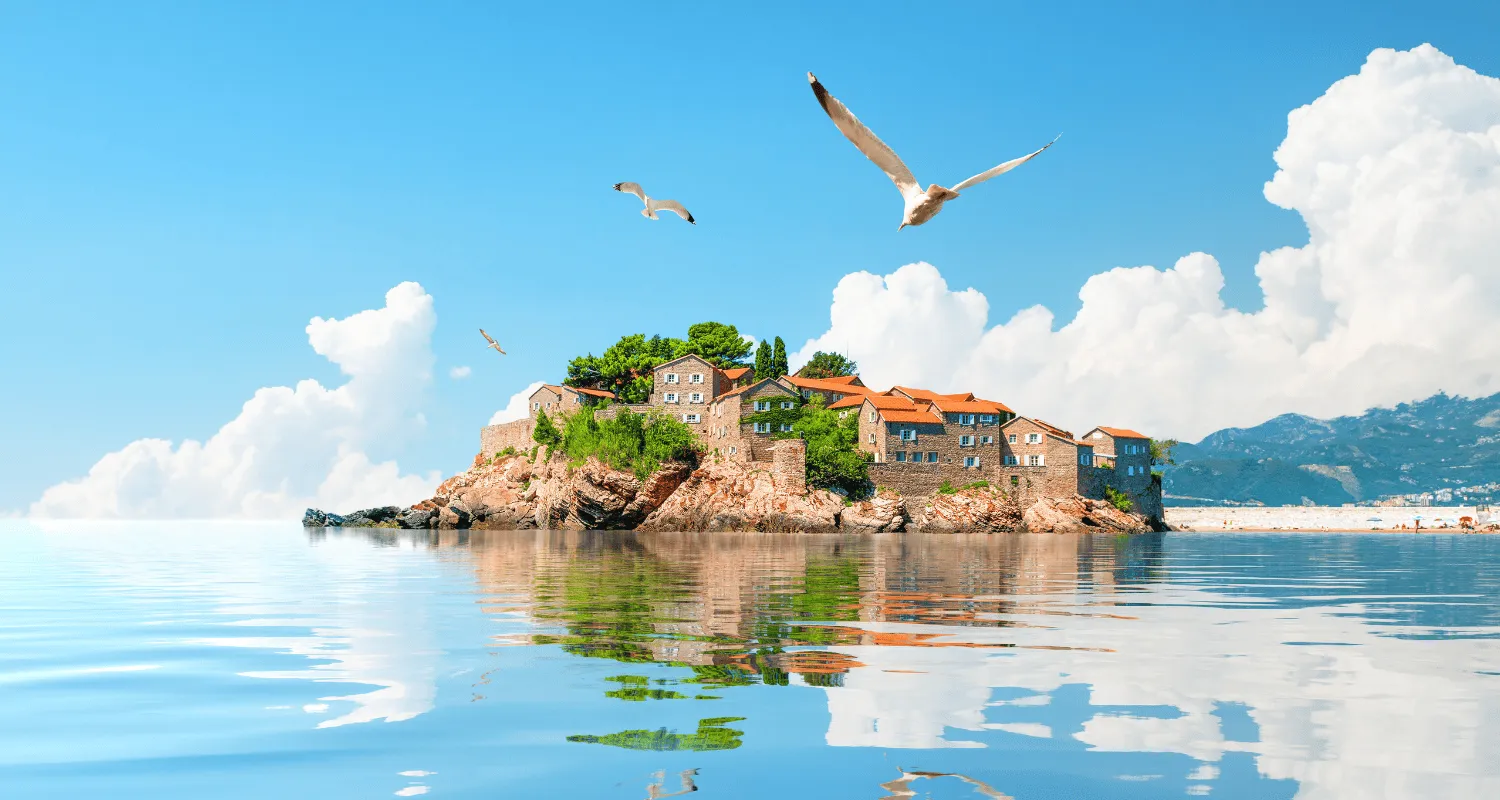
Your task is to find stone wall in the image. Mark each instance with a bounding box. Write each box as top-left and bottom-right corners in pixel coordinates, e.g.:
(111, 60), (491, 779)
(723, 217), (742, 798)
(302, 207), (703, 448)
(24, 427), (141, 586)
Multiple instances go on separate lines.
(480, 418), (535, 457)
(770, 439), (806, 493)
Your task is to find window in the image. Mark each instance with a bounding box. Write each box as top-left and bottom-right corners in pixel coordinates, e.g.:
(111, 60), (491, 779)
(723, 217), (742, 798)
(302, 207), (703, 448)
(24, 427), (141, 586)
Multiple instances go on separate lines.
(900, 429), (916, 441)
(665, 373), (679, 384)
(729, 446), (737, 455)
(689, 373), (704, 384)
(1011, 475), (1020, 487)
(573, 395), (581, 404)
(532, 402), (540, 410)
(1008, 434), (1017, 444)
(869, 410), (877, 422)
(754, 422), (771, 433)
(684, 413), (700, 423)
(926, 452), (938, 463)
(780, 401), (794, 410)
(1079, 453), (1091, 466)
(665, 392), (678, 403)
(868, 433), (876, 444)
(910, 452), (922, 463)
(981, 435), (993, 445)
(895, 451), (907, 462)
(1026, 433), (1041, 444)
(1127, 465), (1137, 476)
(754, 400), (770, 411)
(1027, 454), (1044, 466)
(980, 414), (995, 424)
(779, 423), (793, 432)
(1093, 431), (1104, 439)
(963, 456), (979, 468)
(690, 392), (703, 403)
(1004, 455), (1018, 466)
(959, 414), (975, 425)
(838, 411), (849, 418)
(960, 435), (974, 447)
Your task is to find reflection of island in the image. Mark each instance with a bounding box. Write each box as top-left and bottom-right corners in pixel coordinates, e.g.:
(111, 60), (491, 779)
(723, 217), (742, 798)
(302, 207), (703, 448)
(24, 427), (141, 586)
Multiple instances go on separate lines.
(440, 529), (1500, 798)
(567, 717), (745, 751)
(646, 768), (698, 798)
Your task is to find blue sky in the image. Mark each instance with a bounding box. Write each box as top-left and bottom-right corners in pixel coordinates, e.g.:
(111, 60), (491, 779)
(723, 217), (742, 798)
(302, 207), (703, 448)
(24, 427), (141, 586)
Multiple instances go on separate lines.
(4, 1), (1499, 512)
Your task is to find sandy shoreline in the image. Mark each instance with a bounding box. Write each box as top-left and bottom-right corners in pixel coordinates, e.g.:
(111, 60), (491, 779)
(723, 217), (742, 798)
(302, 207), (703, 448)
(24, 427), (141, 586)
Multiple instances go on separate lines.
(1166, 505), (1495, 533)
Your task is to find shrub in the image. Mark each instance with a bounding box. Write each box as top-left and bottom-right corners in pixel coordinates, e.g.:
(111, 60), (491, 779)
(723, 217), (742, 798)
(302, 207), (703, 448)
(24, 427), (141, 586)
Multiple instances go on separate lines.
(494, 446), (517, 459)
(964, 481), (990, 490)
(938, 480), (958, 495)
(559, 407), (698, 479)
(533, 410), (563, 448)
(1104, 486), (1133, 513)
(791, 397), (870, 498)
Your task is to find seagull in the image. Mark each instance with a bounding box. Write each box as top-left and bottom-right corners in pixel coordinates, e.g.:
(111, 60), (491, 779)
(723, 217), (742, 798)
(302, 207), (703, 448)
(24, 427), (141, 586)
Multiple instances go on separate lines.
(807, 72), (1059, 230)
(479, 328), (506, 355)
(613, 182), (695, 224)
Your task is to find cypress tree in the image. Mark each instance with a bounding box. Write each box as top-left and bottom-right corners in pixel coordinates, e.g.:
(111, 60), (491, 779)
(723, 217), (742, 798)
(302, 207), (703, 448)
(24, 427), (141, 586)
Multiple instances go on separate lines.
(772, 337), (788, 378)
(754, 340), (773, 380)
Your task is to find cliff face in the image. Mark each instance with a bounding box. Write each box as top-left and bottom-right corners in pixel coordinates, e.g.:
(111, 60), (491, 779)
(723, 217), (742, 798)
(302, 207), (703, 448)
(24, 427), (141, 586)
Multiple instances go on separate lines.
(304, 451), (1161, 533)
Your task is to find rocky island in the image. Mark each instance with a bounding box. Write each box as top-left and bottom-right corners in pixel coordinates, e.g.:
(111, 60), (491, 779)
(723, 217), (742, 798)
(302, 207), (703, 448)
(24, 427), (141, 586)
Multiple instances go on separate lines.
(305, 323), (1166, 534)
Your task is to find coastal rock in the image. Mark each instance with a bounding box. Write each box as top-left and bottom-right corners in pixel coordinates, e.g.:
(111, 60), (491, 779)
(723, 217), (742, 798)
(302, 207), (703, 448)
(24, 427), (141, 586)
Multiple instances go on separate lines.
(839, 489), (908, 533)
(302, 508), (344, 527)
(908, 487), (1023, 533)
(1022, 496), (1150, 533)
(638, 458), (844, 532)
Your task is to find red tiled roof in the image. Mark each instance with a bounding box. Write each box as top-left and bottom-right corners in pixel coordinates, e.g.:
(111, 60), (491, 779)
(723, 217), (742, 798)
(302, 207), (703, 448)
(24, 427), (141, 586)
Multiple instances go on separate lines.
(827, 395), (866, 410)
(892, 386), (975, 402)
(973, 397), (1015, 414)
(571, 387), (616, 399)
(929, 399), (1011, 415)
(864, 394), (920, 410)
(823, 375), (863, 385)
(1095, 426), (1148, 439)
(721, 367), (751, 380)
(1032, 418), (1074, 438)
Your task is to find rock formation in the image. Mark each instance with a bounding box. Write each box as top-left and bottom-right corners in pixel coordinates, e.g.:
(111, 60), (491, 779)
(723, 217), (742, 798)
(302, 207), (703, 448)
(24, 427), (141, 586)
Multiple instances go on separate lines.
(304, 451), (1162, 534)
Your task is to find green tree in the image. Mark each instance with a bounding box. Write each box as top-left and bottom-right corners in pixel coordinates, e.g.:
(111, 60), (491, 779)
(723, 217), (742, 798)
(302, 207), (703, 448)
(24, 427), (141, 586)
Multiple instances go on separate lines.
(566, 333), (684, 403)
(753, 340), (773, 381)
(558, 407), (699, 479)
(771, 337), (788, 378)
(796, 351), (858, 379)
(567, 717), (746, 752)
(1149, 438), (1179, 466)
(792, 396), (870, 497)
(532, 410), (562, 448)
(684, 322), (752, 368)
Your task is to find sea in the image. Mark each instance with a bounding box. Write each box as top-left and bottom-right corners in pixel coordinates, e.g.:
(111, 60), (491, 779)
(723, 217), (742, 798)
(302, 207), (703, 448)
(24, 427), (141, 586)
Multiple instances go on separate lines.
(3, 523), (1498, 799)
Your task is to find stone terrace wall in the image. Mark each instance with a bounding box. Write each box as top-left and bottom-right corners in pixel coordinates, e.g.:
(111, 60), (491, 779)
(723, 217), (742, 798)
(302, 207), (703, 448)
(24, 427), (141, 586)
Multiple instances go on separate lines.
(770, 439), (806, 492)
(480, 418), (535, 456)
(869, 461), (991, 496)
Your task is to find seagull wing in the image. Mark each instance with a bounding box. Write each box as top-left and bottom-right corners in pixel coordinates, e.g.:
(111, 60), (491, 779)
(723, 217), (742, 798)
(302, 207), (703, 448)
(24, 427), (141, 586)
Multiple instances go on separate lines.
(807, 72), (921, 200)
(479, 328), (497, 346)
(613, 182), (649, 205)
(951, 134), (1061, 192)
(650, 199), (695, 224)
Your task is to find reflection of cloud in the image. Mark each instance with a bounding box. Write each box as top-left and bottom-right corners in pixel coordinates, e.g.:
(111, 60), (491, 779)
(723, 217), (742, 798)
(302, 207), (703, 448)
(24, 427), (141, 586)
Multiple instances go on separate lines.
(818, 587), (1500, 799)
(33, 524), (444, 731)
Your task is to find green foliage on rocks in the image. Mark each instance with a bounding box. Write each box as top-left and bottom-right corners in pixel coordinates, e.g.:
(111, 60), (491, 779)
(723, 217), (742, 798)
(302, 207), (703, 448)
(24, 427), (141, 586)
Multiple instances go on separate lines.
(792, 396), (870, 498)
(565, 323), (752, 403)
(559, 407), (698, 479)
(1105, 486), (1134, 513)
(796, 351), (859, 379)
(938, 480), (958, 495)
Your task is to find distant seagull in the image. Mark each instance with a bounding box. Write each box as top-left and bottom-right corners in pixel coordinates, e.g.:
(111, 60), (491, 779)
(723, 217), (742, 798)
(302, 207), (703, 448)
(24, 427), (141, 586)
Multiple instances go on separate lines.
(479, 328), (506, 355)
(613, 182), (696, 224)
(807, 72), (1059, 230)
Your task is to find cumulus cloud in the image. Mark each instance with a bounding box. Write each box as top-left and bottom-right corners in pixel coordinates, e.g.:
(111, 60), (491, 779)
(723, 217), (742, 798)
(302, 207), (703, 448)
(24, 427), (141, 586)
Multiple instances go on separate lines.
(31, 283), (443, 519)
(448, 365), (472, 380)
(795, 45), (1500, 440)
(489, 381), (546, 425)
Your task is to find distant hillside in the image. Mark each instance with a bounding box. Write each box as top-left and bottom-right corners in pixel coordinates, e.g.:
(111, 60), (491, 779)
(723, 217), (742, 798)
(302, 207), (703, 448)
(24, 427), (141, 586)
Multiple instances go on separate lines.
(1163, 392), (1500, 506)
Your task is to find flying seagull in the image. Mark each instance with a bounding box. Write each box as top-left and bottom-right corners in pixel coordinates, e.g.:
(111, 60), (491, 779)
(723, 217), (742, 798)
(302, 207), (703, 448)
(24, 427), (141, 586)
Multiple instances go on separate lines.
(807, 72), (1059, 230)
(479, 328), (506, 355)
(612, 182), (695, 224)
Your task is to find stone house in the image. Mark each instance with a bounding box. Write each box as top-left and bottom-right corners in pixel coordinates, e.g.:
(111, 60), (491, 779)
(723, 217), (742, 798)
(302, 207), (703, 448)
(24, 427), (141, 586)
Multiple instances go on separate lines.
(703, 377), (801, 462)
(781, 374), (871, 406)
(649, 354), (733, 432)
(1082, 426), (1154, 490)
(527, 383), (616, 418)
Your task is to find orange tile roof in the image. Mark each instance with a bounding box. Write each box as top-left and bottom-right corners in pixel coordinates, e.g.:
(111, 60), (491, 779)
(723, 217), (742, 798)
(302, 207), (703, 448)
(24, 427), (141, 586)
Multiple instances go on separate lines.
(1095, 426), (1148, 439)
(973, 397), (1015, 414)
(827, 395), (866, 410)
(713, 384), (753, 400)
(892, 386), (974, 401)
(570, 386), (616, 399)
(880, 409), (942, 424)
(865, 394), (920, 410)
(783, 375), (874, 395)
(1032, 418), (1074, 438)
(721, 367), (751, 380)
(823, 375), (863, 385)
(929, 399), (1011, 414)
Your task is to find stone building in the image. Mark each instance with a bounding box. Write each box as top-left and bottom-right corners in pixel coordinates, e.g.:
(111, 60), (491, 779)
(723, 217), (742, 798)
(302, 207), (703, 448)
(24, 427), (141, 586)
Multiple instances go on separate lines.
(704, 377), (802, 462)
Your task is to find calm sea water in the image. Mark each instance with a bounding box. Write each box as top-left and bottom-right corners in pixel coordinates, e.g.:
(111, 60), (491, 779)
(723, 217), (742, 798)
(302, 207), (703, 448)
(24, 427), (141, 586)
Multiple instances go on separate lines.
(3, 524), (1499, 799)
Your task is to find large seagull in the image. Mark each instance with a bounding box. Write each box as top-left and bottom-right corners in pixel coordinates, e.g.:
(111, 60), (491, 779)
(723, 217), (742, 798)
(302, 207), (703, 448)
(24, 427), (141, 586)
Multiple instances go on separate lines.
(807, 72), (1059, 230)
(612, 182), (695, 224)
(479, 328), (506, 355)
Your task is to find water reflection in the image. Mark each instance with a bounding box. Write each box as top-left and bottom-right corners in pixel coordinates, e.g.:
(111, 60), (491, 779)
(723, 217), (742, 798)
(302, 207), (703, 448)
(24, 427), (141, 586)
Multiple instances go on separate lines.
(877, 769), (1012, 799)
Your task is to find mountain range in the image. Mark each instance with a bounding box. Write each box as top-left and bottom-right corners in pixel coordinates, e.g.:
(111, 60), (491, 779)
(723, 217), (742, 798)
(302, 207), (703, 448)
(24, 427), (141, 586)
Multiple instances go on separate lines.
(1162, 392), (1500, 506)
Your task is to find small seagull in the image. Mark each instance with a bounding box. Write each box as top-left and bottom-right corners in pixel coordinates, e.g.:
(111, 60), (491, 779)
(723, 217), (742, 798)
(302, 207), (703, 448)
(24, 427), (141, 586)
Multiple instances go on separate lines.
(807, 72), (1059, 230)
(479, 328), (506, 355)
(613, 182), (696, 224)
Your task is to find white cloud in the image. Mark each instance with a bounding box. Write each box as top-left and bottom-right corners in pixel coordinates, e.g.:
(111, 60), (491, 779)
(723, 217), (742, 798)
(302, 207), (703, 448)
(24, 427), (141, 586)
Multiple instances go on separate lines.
(489, 381), (546, 425)
(30, 283), (442, 519)
(448, 365), (471, 380)
(795, 45), (1500, 440)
